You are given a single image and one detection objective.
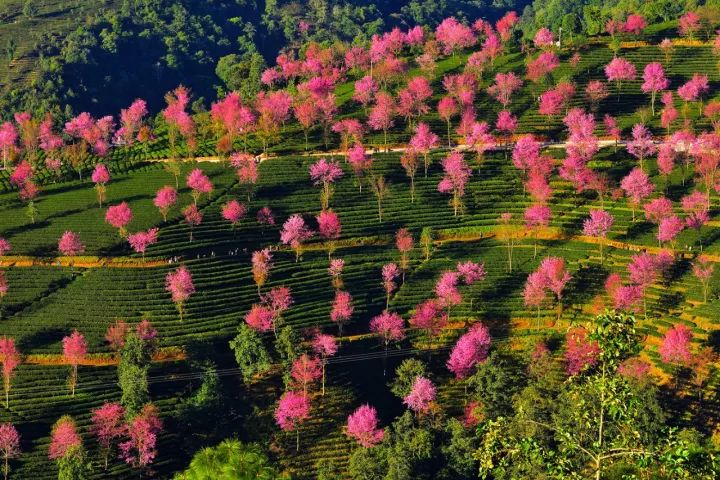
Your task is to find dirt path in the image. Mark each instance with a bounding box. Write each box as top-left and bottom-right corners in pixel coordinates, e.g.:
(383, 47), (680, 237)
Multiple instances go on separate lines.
(0, 256), (168, 268)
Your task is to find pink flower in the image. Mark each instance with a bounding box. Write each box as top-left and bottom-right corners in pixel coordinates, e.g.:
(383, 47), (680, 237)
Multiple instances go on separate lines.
(369, 311), (405, 345)
(127, 228), (159, 256)
(643, 197), (674, 224)
(618, 357), (650, 380)
(58, 231), (85, 256)
(657, 216), (684, 246)
(456, 261), (486, 285)
(309, 158), (343, 185)
(346, 404), (384, 447)
(0, 238), (10, 257)
(679, 12), (701, 37)
(410, 300), (448, 337)
(245, 304), (274, 332)
(533, 28), (554, 49)
(153, 186), (177, 221)
(435, 270), (462, 307)
(435, 17), (477, 55)
(565, 327), (600, 375)
(403, 376), (436, 413)
(605, 58), (636, 84)
(105, 202), (133, 232)
(624, 14), (646, 35)
(165, 266), (195, 319)
(48, 416), (81, 460)
(91, 163), (110, 185)
(330, 290), (354, 330)
(524, 204), (552, 228)
(446, 323), (492, 379)
(222, 200), (247, 227)
(495, 110), (518, 134)
(119, 405), (162, 468)
(659, 324), (693, 365)
(312, 333), (338, 358)
(583, 209), (614, 238)
(256, 207), (275, 226)
(275, 391), (311, 431)
(487, 72), (523, 108)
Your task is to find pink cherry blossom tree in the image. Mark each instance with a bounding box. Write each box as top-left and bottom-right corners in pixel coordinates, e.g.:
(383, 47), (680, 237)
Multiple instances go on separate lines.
(182, 204), (203, 242)
(290, 354), (322, 395)
(435, 17), (477, 55)
(409, 122), (439, 177)
(153, 186), (177, 222)
(330, 290), (353, 336)
(524, 204), (551, 258)
(446, 323), (491, 387)
(438, 151), (471, 216)
(127, 228), (159, 261)
(626, 124), (656, 170)
(585, 80), (610, 111)
(48, 416), (82, 462)
(280, 214), (314, 262)
(221, 200), (247, 234)
(58, 231), (85, 258)
(244, 304), (274, 333)
(487, 72), (523, 109)
(275, 391), (311, 451)
(370, 311), (405, 375)
(403, 376), (436, 414)
(162, 85), (195, 161)
(231, 152), (259, 202)
(312, 332), (338, 395)
(251, 249), (272, 294)
(657, 216), (684, 248)
(62, 330), (87, 397)
(346, 404), (384, 448)
(90, 402), (125, 469)
(328, 258), (344, 290)
(692, 255), (714, 303)
(0, 122), (17, 171)
(353, 75), (378, 110)
(186, 168), (213, 206)
(659, 324), (693, 385)
(91, 163), (111, 207)
(410, 299), (448, 340)
(382, 263), (400, 308)
(347, 144), (372, 193)
(367, 92), (395, 152)
(565, 327), (600, 375)
(105, 202), (133, 237)
(317, 210), (342, 259)
(309, 158), (343, 210)
(604, 57), (637, 100)
(583, 209), (614, 263)
(165, 266), (195, 321)
(641, 62), (669, 115)
(119, 404), (162, 470)
(118, 99), (148, 146)
(0, 338), (20, 409)
(620, 168), (654, 221)
(437, 96), (458, 147)
(0, 423), (19, 480)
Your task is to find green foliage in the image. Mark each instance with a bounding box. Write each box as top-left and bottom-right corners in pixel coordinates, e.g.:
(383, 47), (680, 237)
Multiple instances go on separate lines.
(229, 324), (272, 384)
(215, 52), (266, 101)
(118, 331), (151, 416)
(389, 358), (427, 399)
(469, 350), (528, 419)
(56, 446), (90, 480)
(174, 439), (288, 480)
